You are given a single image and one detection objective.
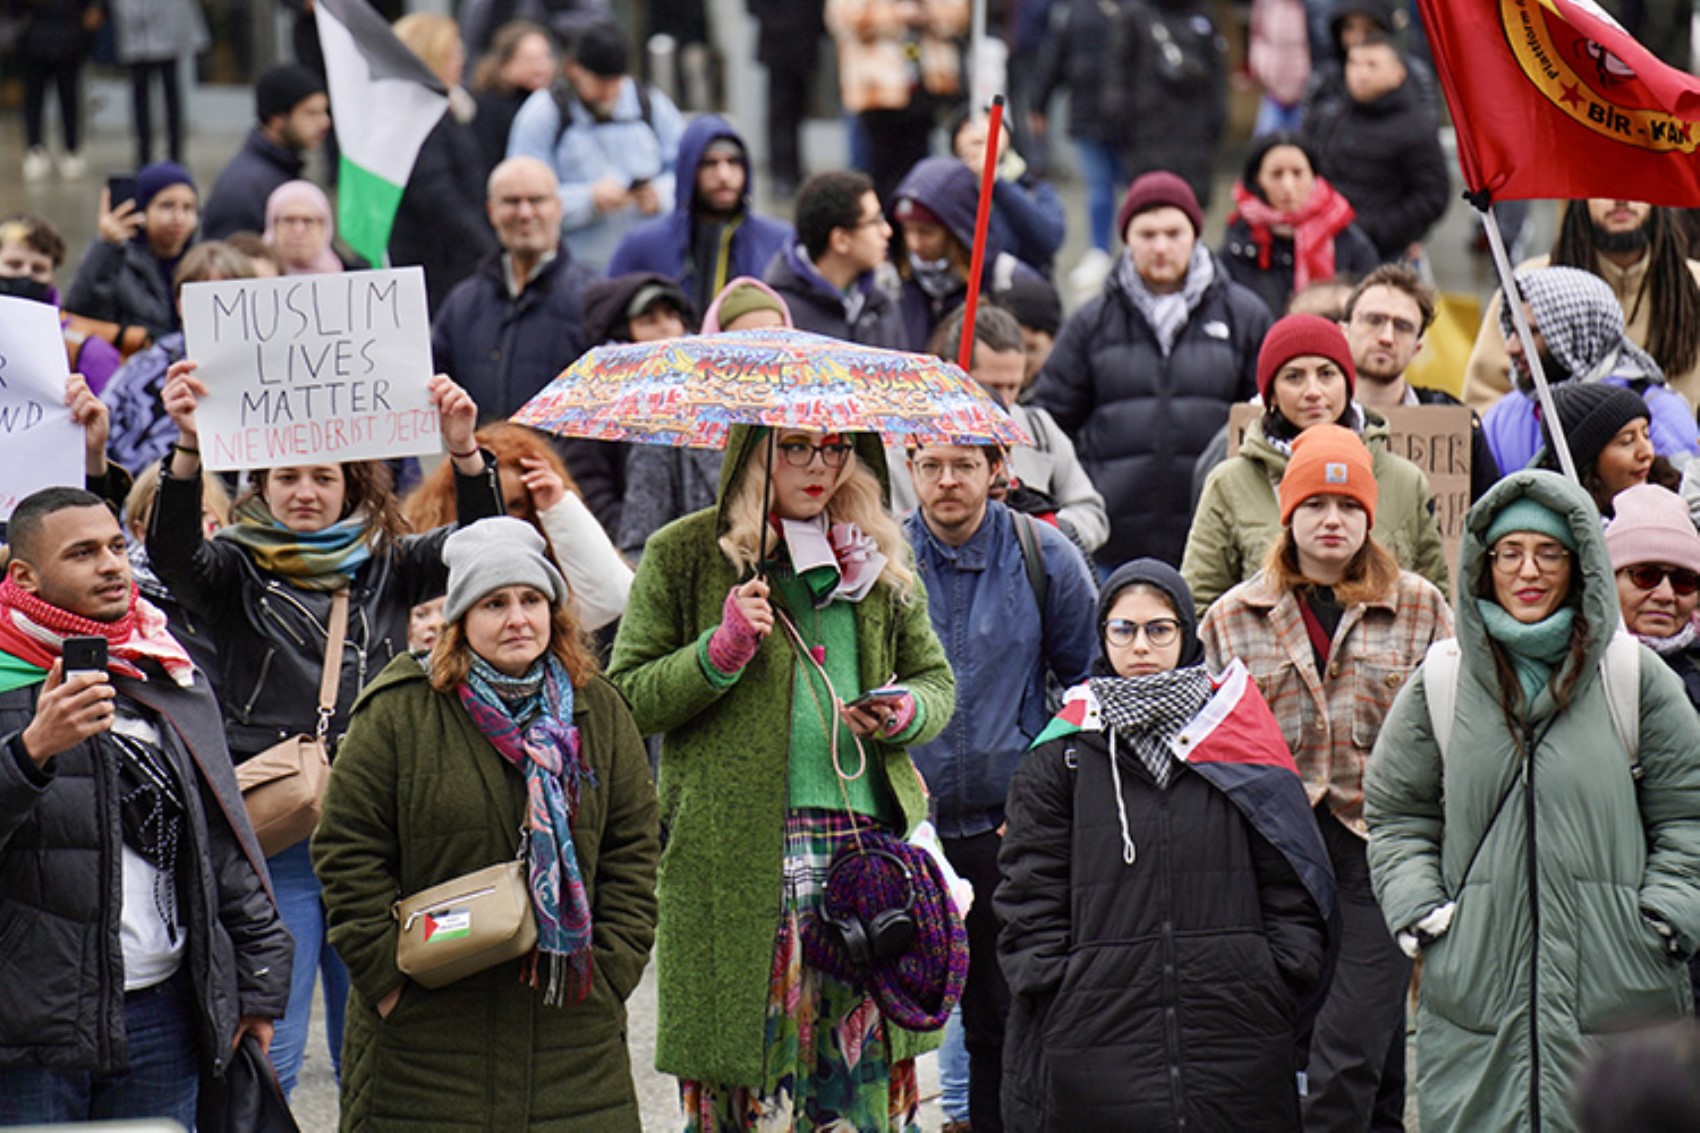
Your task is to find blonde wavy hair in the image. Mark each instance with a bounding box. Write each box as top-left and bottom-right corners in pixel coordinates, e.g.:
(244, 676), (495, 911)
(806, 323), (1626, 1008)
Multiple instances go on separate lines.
(718, 435), (916, 600)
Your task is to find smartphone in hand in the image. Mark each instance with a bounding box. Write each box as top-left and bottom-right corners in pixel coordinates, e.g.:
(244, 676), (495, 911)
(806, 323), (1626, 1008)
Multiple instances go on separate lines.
(62, 636), (109, 674)
(106, 173), (137, 210)
(845, 685), (905, 710)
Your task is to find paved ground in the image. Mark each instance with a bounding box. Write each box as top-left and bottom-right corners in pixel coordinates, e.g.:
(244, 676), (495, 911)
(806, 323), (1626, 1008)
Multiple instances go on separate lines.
(0, 69), (1532, 1133)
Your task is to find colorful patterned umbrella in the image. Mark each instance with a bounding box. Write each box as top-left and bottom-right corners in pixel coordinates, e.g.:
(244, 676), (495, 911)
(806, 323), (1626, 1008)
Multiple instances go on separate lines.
(510, 327), (1030, 448)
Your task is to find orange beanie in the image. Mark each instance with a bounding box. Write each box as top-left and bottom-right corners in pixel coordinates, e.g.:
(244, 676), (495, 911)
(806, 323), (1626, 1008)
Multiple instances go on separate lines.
(1278, 424), (1378, 526)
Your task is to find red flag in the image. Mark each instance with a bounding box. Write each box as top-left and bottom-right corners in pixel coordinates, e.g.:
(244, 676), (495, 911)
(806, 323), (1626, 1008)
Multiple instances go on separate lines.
(1417, 0), (1700, 205)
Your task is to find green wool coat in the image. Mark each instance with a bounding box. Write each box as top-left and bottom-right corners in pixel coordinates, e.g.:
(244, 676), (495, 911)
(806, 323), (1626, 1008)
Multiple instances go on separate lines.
(1365, 472), (1700, 1133)
(1182, 411), (1451, 615)
(607, 427), (957, 1088)
(312, 655), (660, 1132)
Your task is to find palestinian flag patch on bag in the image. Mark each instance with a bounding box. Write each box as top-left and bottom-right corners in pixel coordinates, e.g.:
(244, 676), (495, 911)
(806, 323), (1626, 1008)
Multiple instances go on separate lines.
(423, 909), (472, 942)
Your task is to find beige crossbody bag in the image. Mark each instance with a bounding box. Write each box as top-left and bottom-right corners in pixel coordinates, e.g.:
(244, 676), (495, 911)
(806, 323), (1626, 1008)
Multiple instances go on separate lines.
(234, 588), (348, 857)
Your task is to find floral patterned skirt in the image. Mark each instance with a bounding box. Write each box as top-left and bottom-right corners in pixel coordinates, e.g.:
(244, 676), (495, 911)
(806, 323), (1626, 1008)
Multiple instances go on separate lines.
(680, 810), (920, 1133)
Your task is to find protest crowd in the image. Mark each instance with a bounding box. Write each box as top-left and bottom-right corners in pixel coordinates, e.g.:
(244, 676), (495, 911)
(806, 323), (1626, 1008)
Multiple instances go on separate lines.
(10, 1), (1700, 1131)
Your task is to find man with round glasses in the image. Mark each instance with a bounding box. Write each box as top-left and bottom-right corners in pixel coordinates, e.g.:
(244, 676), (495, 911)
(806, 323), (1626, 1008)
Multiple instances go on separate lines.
(903, 441), (1098, 1133)
(1342, 264), (1498, 501)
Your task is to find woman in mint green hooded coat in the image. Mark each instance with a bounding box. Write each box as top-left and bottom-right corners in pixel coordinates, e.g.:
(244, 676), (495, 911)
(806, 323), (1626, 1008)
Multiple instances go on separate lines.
(608, 425), (955, 1131)
(1366, 470), (1700, 1132)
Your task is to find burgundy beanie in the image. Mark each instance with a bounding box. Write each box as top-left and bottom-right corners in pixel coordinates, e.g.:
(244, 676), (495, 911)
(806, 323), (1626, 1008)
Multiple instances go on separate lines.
(1116, 171), (1204, 240)
(1257, 313), (1358, 402)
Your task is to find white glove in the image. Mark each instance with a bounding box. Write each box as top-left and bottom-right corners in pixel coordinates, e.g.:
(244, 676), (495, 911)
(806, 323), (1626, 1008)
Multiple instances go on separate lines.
(1397, 901), (1456, 959)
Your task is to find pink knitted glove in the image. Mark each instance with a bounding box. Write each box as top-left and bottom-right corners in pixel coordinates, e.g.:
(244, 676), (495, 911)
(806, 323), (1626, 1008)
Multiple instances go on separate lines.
(707, 586), (763, 674)
(879, 691), (917, 737)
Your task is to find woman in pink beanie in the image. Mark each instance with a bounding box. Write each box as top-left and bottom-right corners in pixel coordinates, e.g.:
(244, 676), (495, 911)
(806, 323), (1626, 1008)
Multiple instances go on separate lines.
(1607, 483), (1700, 702)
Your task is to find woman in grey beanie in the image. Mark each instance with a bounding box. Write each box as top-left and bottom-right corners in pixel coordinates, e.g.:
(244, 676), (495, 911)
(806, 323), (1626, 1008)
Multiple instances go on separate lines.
(314, 515), (660, 1130)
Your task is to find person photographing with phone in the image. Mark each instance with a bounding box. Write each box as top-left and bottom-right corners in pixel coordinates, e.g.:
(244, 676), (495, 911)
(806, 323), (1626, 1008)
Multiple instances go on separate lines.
(0, 486), (292, 1125)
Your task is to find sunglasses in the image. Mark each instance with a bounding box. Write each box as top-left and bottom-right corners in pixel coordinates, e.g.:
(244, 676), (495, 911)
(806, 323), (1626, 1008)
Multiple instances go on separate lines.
(1623, 564), (1700, 596)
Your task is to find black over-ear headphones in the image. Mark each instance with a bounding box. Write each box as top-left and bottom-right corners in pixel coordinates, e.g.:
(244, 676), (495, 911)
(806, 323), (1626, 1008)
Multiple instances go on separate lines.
(824, 846), (918, 969)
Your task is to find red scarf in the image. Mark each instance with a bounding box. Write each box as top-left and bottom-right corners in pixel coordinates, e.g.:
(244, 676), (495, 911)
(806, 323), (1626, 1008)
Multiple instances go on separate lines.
(1230, 177), (1358, 294)
(0, 577), (195, 686)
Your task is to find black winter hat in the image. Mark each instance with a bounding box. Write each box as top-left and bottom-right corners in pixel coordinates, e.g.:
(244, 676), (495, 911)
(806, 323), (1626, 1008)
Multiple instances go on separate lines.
(256, 64), (325, 123)
(999, 276), (1063, 336)
(1538, 382), (1651, 475)
(1094, 559), (1205, 674)
(573, 21), (630, 77)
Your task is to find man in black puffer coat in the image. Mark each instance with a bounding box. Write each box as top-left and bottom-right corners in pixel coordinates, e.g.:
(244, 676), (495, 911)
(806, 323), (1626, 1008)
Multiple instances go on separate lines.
(1302, 31), (1450, 261)
(0, 488), (292, 1124)
(1031, 173), (1273, 570)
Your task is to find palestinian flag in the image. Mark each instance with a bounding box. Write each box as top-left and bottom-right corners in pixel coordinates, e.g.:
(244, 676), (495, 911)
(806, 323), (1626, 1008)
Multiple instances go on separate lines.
(1032, 661), (1336, 924)
(314, 0), (448, 267)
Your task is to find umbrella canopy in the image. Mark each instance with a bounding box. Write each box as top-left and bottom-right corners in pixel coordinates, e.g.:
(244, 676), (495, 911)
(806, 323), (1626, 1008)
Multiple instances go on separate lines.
(510, 327), (1030, 449)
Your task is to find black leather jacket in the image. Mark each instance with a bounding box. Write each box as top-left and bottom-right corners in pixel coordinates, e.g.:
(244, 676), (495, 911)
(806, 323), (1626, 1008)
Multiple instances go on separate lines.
(0, 668), (293, 1075)
(146, 457), (502, 758)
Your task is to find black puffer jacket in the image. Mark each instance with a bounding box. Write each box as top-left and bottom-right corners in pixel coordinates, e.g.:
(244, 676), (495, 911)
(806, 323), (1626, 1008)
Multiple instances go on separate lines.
(64, 238), (182, 344)
(1101, 0), (1228, 203)
(0, 668), (293, 1076)
(762, 244), (908, 349)
(997, 722), (1324, 1131)
(1030, 260), (1272, 566)
(1303, 78), (1450, 259)
(146, 460), (502, 758)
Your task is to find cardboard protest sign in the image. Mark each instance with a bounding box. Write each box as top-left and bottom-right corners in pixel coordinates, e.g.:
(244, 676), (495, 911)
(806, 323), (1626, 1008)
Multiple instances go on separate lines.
(181, 267), (440, 471)
(1227, 403), (1472, 573)
(0, 296), (81, 520)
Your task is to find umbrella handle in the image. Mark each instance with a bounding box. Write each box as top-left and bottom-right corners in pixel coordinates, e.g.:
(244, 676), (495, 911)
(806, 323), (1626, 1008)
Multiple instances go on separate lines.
(958, 95), (1006, 373)
(757, 427), (775, 579)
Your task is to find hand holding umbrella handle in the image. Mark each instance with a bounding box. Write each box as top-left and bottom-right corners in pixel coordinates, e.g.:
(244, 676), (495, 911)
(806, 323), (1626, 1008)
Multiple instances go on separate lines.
(708, 580), (772, 675)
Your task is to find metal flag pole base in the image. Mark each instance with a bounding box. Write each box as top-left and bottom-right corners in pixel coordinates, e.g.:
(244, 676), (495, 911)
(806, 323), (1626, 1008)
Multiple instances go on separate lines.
(1474, 198), (1580, 484)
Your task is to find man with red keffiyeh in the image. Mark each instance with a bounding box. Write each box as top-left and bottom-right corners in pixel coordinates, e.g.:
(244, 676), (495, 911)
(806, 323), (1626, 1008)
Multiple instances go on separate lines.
(0, 486), (292, 1126)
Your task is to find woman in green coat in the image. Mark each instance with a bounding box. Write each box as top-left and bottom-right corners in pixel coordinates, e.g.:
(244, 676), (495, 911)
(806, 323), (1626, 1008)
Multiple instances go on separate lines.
(1365, 471), (1700, 1132)
(313, 517), (660, 1131)
(608, 425), (955, 1132)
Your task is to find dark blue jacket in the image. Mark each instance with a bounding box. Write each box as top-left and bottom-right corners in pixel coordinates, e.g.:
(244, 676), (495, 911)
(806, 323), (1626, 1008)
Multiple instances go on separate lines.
(431, 248), (598, 421)
(905, 503), (1099, 836)
(893, 156), (1046, 351)
(605, 115), (793, 314)
(200, 129), (305, 241)
(762, 243), (907, 348)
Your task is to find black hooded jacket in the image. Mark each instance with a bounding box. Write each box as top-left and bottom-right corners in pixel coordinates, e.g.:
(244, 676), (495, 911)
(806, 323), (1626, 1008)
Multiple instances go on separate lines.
(997, 559), (1331, 1131)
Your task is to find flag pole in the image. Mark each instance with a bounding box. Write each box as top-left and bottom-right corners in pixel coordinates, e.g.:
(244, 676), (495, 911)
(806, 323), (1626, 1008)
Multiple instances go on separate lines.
(958, 94), (1006, 372)
(1475, 200), (1579, 483)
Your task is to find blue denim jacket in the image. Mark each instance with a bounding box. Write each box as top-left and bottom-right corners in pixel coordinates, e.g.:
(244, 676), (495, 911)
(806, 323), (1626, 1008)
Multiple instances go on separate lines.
(906, 503), (1099, 837)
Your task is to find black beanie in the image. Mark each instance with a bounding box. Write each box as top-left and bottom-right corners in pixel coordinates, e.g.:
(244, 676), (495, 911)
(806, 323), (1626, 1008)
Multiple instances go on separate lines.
(573, 21), (630, 77)
(999, 276), (1063, 337)
(256, 63), (325, 123)
(1539, 382), (1650, 473)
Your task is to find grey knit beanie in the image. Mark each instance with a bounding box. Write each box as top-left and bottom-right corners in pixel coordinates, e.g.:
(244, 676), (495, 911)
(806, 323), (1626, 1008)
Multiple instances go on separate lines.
(442, 517), (567, 625)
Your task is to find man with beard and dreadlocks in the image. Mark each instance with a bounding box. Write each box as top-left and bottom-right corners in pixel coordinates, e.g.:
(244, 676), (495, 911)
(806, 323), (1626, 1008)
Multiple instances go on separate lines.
(0, 487), (292, 1126)
(1465, 200), (1700, 412)
(1479, 266), (1700, 478)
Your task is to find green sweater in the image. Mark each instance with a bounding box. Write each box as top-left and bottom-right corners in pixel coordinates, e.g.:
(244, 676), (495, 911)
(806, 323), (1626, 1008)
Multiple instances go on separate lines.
(607, 427), (956, 1088)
